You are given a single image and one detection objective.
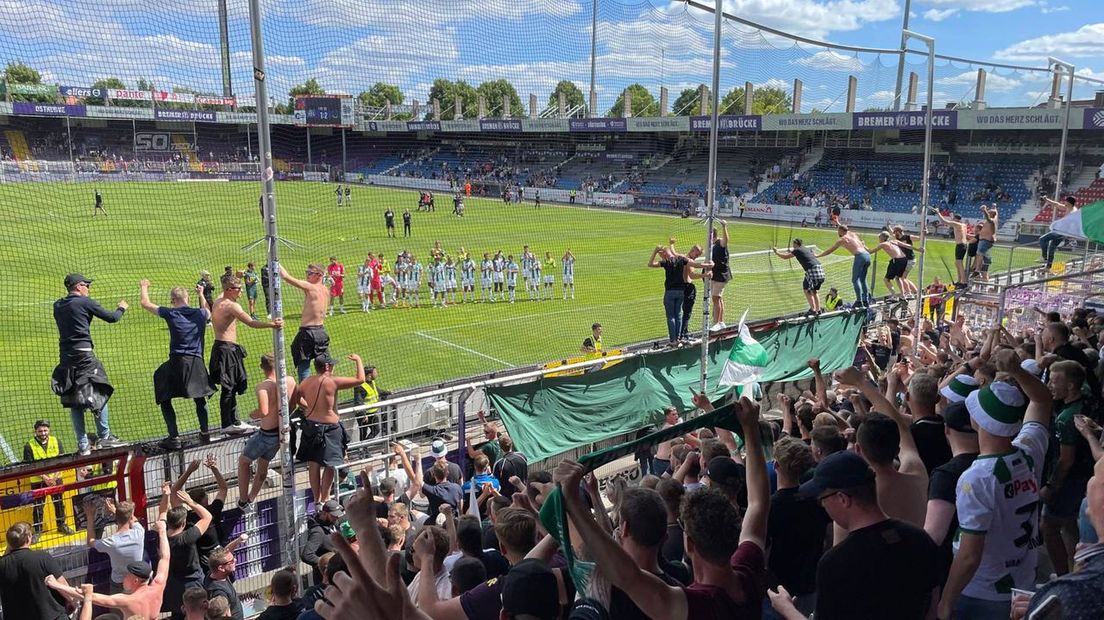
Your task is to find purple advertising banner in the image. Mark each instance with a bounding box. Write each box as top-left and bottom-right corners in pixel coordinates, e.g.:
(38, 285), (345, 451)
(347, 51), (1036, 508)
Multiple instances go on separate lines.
(852, 110), (956, 130)
(478, 119), (523, 132)
(689, 115), (762, 131)
(60, 86), (104, 98)
(407, 121), (441, 131)
(1084, 108), (1104, 130)
(12, 102), (86, 117)
(153, 109), (216, 122)
(602, 152), (635, 161)
(569, 118), (628, 132)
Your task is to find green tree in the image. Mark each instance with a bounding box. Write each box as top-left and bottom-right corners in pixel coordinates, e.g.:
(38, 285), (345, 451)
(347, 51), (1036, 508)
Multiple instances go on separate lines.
(547, 80), (585, 114)
(863, 106), (891, 112)
(606, 83), (656, 118)
(358, 82), (404, 110)
(476, 79), (524, 117)
(4, 62), (54, 102)
(720, 85), (792, 115)
(671, 85), (708, 116)
(279, 78), (325, 112)
(427, 79), (479, 120)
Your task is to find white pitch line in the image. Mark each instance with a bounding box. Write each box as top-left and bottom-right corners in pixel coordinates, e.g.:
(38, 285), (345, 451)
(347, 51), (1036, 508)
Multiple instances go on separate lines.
(414, 331), (512, 366)
(417, 299), (648, 334)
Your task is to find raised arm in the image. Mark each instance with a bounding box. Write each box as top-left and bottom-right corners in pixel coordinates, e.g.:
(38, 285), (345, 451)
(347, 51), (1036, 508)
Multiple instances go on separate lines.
(647, 246), (664, 268)
(737, 397), (769, 550)
(815, 239), (843, 258)
(204, 454), (228, 504)
(332, 354), (366, 390)
(170, 460), (201, 507)
(808, 358), (828, 410)
(278, 264), (310, 290)
(230, 302), (282, 330)
(87, 297), (127, 322)
(138, 280), (159, 316)
(837, 365), (925, 476)
(772, 247), (794, 260)
(995, 348), (1051, 429)
(554, 460), (688, 620)
(718, 220), (729, 246)
(178, 490), (212, 534)
(152, 519), (171, 584)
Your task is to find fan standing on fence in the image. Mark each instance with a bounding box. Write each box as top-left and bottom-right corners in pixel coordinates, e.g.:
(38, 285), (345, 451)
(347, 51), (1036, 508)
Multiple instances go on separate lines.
(816, 225), (872, 307)
(280, 264), (332, 382)
(52, 273), (128, 456)
(772, 238), (824, 314)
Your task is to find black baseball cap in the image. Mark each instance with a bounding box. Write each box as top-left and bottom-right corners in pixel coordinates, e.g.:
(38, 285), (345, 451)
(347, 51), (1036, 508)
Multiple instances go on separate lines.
(64, 273), (92, 289)
(799, 451), (874, 499)
(569, 598), (611, 620)
(321, 499), (345, 518)
(33, 419), (50, 429)
(126, 561), (152, 581)
(501, 559), (559, 620)
(942, 401), (976, 434)
(706, 456), (745, 488)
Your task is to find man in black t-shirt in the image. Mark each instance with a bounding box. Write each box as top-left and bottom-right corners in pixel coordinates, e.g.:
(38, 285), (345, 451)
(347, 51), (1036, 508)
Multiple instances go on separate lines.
(0, 522), (70, 620)
(773, 238), (824, 313)
(492, 436), (528, 492)
(160, 487), (213, 620)
(770, 450), (939, 620)
(709, 220), (730, 330)
(402, 209), (412, 237)
(923, 401), (978, 584)
(384, 208), (395, 237)
(767, 437), (829, 614)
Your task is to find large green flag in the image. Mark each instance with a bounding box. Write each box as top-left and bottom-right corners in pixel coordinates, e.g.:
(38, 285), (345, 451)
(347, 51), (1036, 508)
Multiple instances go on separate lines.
(488, 312), (864, 462)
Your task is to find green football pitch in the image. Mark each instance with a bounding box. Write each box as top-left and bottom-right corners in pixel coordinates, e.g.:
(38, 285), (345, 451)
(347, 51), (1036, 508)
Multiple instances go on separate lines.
(0, 181), (1056, 449)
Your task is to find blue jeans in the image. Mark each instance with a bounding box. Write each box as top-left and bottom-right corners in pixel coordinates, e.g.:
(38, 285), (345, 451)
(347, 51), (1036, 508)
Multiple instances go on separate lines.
(663, 288), (685, 342)
(954, 595), (1010, 620)
(1039, 232), (1062, 266)
(977, 239), (994, 270)
(295, 360), (312, 382)
(851, 251), (871, 304)
(1080, 496), (1098, 544)
(71, 404), (110, 452)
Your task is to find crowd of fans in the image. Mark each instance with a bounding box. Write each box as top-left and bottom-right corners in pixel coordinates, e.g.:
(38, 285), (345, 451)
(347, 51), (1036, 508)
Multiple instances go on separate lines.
(4, 300), (1102, 620)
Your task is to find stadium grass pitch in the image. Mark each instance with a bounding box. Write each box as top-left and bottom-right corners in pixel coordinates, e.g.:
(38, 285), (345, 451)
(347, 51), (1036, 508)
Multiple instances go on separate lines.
(0, 181), (1060, 447)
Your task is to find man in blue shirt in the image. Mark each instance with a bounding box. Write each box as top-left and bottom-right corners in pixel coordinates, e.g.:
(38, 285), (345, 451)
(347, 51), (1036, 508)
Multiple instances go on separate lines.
(461, 454), (501, 516)
(52, 273), (128, 455)
(139, 279), (214, 451)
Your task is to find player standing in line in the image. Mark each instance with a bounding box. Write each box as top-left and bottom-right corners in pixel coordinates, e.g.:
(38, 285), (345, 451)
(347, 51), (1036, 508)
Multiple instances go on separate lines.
(410, 255), (423, 307)
(542, 252), (556, 301)
(326, 256), (346, 315)
(93, 190), (107, 217)
(242, 262), (260, 320)
(480, 253), (493, 302)
(403, 208), (412, 237)
(335, 185), (343, 207)
(375, 253), (391, 307)
(430, 258), (445, 308)
(444, 257), (458, 304)
(531, 255), (543, 302)
(357, 257), (373, 313)
(505, 255), (519, 303)
(534, 188), (541, 209)
(461, 254), (476, 303)
(279, 263), (332, 382)
(344, 186), (351, 207)
(492, 251), (505, 302)
(562, 249), (576, 300)
(521, 245), (534, 301)
(392, 255), (406, 307)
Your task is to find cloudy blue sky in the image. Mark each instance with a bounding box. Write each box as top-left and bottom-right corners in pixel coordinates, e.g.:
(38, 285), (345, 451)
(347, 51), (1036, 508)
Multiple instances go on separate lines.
(1, 0), (1100, 113)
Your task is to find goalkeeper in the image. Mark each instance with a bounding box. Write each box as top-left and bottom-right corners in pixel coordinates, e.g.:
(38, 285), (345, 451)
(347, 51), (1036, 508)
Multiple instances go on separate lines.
(772, 238), (825, 314)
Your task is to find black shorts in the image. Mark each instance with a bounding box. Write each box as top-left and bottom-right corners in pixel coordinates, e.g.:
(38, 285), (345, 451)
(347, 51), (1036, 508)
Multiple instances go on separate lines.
(954, 243), (968, 261)
(154, 354), (214, 404)
(209, 340), (248, 394)
(966, 241), (978, 257)
(291, 325), (331, 368)
(295, 419), (347, 467)
(885, 257), (908, 280)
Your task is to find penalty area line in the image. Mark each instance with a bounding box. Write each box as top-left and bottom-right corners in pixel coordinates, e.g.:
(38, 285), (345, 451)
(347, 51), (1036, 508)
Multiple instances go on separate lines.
(414, 331), (512, 366)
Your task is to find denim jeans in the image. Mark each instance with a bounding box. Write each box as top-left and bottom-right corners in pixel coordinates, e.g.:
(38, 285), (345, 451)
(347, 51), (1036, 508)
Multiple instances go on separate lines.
(663, 288), (685, 342)
(1039, 232), (1062, 266)
(978, 238), (994, 270)
(851, 251), (871, 303)
(295, 360), (312, 382)
(71, 404), (110, 451)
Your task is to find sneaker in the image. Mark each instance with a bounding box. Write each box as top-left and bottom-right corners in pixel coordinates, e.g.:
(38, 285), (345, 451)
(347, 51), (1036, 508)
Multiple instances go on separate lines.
(199, 431), (212, 445)
(250, 314), (258, 320)
(237, 499), (253, 513)
(709, 322), (726, 332)
(58, 524), (76, 536)
(339, 308), (347, 314)
(96, 435), (126, 449)
(159, 436), (182, 451)
(78, 445), (91, 456)
(224, 421), (257, 435)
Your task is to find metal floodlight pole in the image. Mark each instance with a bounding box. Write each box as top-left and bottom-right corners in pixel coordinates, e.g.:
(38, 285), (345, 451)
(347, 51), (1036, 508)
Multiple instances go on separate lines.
(589, 0), (598, 116)
(699, 0), (723, 393)
(904, 30), (934, 349)
(892, 0), (912, 111)
(1049, 56), (1075, 223)
(247, 0), (299, 575)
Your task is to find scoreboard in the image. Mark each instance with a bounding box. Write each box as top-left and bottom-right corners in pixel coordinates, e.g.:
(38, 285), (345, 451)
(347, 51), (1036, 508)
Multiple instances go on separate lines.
(293, 95), (354, 127)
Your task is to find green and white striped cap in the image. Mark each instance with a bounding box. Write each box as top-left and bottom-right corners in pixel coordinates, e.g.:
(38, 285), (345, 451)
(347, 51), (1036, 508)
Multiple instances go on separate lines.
(966, 381), (1027, 437)
(940, 374), (979, 403)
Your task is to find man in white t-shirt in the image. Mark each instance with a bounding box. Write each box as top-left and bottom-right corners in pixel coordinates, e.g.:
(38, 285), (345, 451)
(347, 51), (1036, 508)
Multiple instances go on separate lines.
(937, 349), (1052, 620)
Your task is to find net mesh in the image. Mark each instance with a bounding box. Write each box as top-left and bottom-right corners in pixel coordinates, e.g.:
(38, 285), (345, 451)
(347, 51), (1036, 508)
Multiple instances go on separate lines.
(0, 0), (1100, 447)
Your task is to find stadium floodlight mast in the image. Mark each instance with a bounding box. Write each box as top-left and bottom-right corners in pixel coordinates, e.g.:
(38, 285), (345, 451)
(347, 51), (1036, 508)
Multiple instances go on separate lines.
(903, 29), (934, 355)
(1049, 57), (1075, 223)
(891, 0), (912, 111)
(247, 0), (301, 576)
(699, 0), (723, 394)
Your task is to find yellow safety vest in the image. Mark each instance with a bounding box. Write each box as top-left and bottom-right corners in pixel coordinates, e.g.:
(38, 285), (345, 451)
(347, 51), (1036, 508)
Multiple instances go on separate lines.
(89, 464), (118, 493)
(29, 436), (60, 484)
(359, 380), (380, 415)
(824, 294), (842, 311)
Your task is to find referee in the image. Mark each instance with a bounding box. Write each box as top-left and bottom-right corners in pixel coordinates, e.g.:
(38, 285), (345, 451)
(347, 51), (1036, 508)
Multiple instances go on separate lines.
(772, 238), (825, 314)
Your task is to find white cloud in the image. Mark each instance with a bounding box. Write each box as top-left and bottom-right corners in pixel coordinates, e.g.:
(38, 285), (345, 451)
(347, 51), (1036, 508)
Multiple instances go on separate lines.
(994, 23), (1104, 61)
(937, 70), (1022, 93)
(918, 0), (1036, 12)
(792, 50), (866, 72)
(1039, 3), (1069, 13)
(294, 0), (581, 29)
(921, 8), (958, 21)
(669, 0), (901, 40)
